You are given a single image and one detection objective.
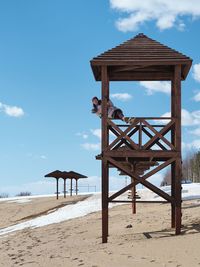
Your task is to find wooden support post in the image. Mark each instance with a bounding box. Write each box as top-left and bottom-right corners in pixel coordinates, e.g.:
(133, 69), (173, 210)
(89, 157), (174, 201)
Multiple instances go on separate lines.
(131, 178), (136, 214)
(171, 162), (175, 228)
(76, 179), (78, 195)
(56, 178), (59, 200)
(171, 77), (176, 228)
(64, 178), (66, 198)
(172, 65), (182, 234)
(175, 158), (182, 234)
(101, 65), (109, 243)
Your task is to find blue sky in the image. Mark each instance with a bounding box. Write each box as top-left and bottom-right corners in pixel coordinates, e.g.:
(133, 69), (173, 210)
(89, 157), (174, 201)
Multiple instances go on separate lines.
(0, 0), (200, 196)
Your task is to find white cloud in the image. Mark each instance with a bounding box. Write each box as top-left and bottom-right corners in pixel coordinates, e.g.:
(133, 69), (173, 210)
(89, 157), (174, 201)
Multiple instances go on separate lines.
(140, 81), (171, 95)
(81, 143), (100, 151)
(193, 64), (200, 83)
(190, 127), (200, 136)
(91, 129), (101, 140)
(110, 0), (200, 32)
(27, 153), (48, 160)
(111, 93), (132, 101)
(193, 91), (200, 102)
(182, 140), (200, 150)
(0, 102), (24, 117)
(177, 21), (185, 31)
(40, 155), (47, 160)
(181, 109), (200, 126)
(76, 132), (88, 139)
(161, 109), (200, 126)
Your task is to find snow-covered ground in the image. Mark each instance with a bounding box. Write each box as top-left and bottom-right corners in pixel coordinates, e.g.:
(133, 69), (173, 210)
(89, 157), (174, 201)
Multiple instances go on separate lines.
(0, 194), (55, 203)
(138, 183), (200, 201)
(0, 183), (200, 237)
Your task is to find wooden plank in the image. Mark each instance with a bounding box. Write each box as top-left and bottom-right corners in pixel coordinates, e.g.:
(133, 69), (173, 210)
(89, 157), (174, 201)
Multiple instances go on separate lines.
(93, 73), (182, 82)
(97, 55), (187, 60)
(110, 200), (168, 203)
(104, 150), (179, 159)
(108, 117), (171, 120)
(91, 59), (191, 66)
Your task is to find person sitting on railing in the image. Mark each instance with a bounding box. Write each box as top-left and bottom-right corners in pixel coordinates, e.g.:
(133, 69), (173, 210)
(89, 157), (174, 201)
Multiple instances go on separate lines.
(91, 96), (135, 123)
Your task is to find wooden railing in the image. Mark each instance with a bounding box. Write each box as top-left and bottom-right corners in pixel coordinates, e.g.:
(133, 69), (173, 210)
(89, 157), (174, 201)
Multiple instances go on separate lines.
(107, 117), (175, 151)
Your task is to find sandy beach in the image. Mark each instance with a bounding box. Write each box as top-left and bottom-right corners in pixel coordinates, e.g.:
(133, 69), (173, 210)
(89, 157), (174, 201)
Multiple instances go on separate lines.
(0, 194), (200, 267)
(0, 195), (89, 229)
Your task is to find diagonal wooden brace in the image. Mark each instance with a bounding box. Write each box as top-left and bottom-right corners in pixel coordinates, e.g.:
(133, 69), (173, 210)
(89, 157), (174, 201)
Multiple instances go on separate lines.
(107, 119), (139, 150)
(108, 157), (175, 203)
(143, 119), (175, 150)
(142, 127), (167, 150)
(109, 126), (133, 149)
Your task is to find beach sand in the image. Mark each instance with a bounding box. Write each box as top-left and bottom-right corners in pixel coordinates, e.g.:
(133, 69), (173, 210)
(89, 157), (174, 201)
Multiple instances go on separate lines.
(0, 197), (200, 267)
(0, 195), (89, 229)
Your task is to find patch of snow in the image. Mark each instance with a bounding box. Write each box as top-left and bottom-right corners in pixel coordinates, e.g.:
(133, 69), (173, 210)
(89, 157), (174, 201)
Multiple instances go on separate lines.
(8, 199), (32, 204)
(137, 183), (200, 201)
(0, 193), (123, 237)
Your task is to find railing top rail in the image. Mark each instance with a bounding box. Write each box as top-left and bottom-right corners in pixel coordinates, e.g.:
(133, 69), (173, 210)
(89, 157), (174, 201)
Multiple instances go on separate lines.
(116, 124), (166, 128)
(112, 117), (172, 120)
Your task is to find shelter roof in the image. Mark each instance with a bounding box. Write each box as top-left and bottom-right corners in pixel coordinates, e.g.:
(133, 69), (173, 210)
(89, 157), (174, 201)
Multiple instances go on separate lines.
(90, 33), (192, 81)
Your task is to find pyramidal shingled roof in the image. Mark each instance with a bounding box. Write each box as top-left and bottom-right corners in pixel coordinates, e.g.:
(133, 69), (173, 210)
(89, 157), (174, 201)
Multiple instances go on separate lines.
(90, 33), (192, 81)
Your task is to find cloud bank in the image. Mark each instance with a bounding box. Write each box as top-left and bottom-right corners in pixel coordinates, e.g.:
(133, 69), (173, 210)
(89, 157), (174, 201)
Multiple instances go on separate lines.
(110, 0), (200, 32)
(193, 64), (200, 83)
(140, 81), (171, 95)
(161, 109), (200, 126)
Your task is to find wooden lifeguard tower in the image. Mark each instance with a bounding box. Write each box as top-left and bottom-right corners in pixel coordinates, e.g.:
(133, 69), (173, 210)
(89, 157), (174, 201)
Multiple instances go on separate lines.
(90, 33), (192, 243)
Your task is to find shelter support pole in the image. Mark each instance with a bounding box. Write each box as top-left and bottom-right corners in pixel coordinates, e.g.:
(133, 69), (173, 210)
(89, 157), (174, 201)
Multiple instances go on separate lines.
(172, 65), (182, 234)
(101, 65), (109, 243)
(70, 178), (73, 196)
(56, 178), (59, 200)
(76, 179), (78, 195)
(64, 179), (66, 198)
